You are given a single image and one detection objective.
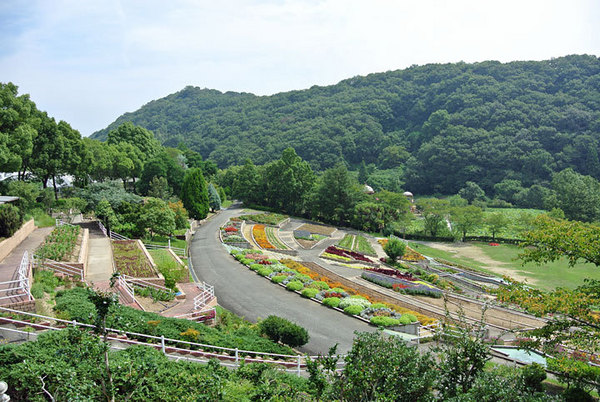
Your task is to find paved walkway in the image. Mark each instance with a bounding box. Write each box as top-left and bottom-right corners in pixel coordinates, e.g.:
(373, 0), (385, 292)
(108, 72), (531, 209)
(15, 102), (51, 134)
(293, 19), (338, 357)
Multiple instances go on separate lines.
(80, 222), (114, 284)
(0, 226), (53, 305)
(189, 207), (375, 355)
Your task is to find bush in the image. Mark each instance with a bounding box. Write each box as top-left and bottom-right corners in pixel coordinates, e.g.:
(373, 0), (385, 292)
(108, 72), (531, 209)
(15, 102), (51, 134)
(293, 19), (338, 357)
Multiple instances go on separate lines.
(271, 275), (287, 284)
(308, 281), (329, 290)
(241, 258), (253, 265)
(398, 315), (412, 325)
(0, 204), (23, 237)
(338, 297), (371, 310)
(258, 315), (309, 347)
(370, 316), (400, 327)
(344, 305), (365, 315)
(520, 363), (546, 393)
(562, 387), (594, 402)
(301, 288), (319, 299)
(257, 267), (272, 277)
(286, 280), (304, 291)
(370, 303), (387, 309)
(322, 297), (341, 308)
(403, 314), (418, 323)
(249, 264), (262, 271)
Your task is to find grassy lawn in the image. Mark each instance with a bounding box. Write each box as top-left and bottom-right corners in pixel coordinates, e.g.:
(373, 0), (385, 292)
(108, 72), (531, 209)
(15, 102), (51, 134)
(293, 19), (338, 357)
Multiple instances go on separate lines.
(143, 235), (187, 250)
(149, 249), (188, 284)
(27, 209), (55, 228)
(355, 235), (376, 255)
(408, 241), (600, 291)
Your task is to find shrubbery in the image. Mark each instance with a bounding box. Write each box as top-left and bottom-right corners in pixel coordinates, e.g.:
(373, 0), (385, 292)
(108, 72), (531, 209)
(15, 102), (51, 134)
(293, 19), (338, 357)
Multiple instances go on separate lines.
(249, 263), (262, 271)
(257, 267), (272, 277)
(308, 281), (329, 290)
(286, 280), (304, 291)
(301, 288), (319, 298)
(322, 297), (341, 308)
(271, 275), (287, 284)
(344, 305), (365, 315)
(258, 315), (309, 347)
(0, 204), (23, 237)
(370, 316), (400, 327)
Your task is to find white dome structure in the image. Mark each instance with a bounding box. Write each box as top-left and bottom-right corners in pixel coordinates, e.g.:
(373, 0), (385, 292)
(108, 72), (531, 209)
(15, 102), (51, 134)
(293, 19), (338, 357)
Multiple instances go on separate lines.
(403, 191), (413, 197)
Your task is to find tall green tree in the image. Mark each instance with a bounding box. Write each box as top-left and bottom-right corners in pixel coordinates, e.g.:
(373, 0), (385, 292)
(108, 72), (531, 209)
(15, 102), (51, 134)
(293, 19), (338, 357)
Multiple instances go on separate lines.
(550, 168), (600, 222)
(141, 197), (176, 237)
(311, 164), (365, 225)
(485, 212), (510, 241)
(181, 168), (209, 220)
(207, 183), (221, 212)
(458, 181), (486, 204)
(450, 205), (484, 241)
(417, 198), (450, 237)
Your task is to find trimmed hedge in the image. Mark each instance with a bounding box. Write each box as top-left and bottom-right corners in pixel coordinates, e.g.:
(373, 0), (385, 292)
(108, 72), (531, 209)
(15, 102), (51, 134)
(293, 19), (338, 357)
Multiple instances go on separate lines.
(301, 288), (319, 299)
(370, 316), (400, 327)
(271, 275), (287, 284)
(286, 280), (304, 291)
(257, 267), (273, 277)
(344, 305), (365, 315)
(258, 315), (309, 347)
(322, 297), (341, 308)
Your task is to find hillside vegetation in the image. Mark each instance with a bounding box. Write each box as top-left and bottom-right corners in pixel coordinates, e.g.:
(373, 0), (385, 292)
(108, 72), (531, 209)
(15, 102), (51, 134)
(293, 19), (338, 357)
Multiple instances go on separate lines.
(92, 55), (600, 195)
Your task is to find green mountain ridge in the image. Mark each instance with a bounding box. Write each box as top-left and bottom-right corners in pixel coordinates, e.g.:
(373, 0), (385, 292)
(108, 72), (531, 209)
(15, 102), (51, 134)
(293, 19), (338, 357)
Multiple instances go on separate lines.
(91, 54), (600, 194)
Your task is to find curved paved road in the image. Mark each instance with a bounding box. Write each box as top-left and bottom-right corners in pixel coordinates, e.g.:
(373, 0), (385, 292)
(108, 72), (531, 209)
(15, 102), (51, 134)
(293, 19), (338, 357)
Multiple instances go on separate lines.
(189, 206), (375, 354)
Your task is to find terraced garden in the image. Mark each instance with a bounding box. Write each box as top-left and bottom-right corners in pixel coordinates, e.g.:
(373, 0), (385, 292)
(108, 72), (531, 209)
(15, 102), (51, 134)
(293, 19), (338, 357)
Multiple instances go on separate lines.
(337, 234), (376, 256)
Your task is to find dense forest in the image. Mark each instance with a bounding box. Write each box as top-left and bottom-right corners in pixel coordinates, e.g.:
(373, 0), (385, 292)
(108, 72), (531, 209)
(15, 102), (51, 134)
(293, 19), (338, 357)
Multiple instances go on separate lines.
(92, 55), (600, 195)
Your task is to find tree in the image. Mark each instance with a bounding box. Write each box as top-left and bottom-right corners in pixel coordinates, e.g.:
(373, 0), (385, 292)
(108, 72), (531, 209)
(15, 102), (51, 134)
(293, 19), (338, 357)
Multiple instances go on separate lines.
(232, 159), (261, 205)
(181, 168), (209, 220)
(107, 122), (160, 161)
(335, 331), (436, 401)
(0, 204), (23, 237)
(357, 160), (368, 184)
(383, 237), (406, 262)
(519, 215), (600, 267)
(450, 205), (483, 241)
(485, 212), (510, 241)
(494, 179), (523, 204)
(417, 198), (450, 237)
(147, 176), (171, 200)
(207, 183), (221, 212)
(550, 168), (600, 222)
(458, 181), (486, 204)
(168, 201), (189, 230)
(140, 197), (176, 237)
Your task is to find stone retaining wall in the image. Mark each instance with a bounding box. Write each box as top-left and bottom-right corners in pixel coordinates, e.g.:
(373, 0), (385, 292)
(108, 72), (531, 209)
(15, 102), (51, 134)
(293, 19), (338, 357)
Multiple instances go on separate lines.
(0, 219), (35, 262)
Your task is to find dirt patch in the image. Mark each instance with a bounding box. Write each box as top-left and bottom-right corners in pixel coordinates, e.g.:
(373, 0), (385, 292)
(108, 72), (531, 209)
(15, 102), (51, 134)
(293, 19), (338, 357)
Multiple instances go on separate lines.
(421, 242), (535, 284)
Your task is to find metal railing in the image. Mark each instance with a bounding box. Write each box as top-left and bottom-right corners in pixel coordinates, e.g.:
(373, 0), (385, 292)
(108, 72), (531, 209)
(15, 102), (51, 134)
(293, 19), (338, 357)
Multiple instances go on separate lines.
(0, 306), (347, 376)
(117, 276), (136, 304)
(33, 255), (84, 280)
(194, 282), (215, 310)
(143, 242), (186, 257)
(0, 252), (32, 302)
(120, 274), (171, 293)
(97, 220), (107, 237)
(109, 230), (129, 241)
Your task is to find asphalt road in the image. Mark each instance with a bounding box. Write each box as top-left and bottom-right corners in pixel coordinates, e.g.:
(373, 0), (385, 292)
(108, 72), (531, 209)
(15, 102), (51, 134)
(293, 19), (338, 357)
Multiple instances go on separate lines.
(189, 206), (375, 354)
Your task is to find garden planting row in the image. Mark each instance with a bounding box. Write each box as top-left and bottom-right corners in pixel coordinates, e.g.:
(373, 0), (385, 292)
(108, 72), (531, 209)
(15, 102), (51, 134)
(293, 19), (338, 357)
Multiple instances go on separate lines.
(220, 219), (251, 248)
(228, 248), (434, 328)
(236, 213), (288, 226)
(361, 270), (443, 298)
(36, 224), (81, 261)
(337, 234), (377, 256)
(320, 245), (378, 265)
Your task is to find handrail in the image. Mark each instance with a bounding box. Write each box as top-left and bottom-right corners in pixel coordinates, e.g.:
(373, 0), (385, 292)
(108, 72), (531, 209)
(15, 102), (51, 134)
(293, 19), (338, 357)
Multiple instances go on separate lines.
(120, 274), (171, 293)
(142, 242), (186, 256)
(97, 220), (107, 237)
(33, 255), (84, 280)
(0, 306), (347, 374)
(0, 251), (32, 302)
(109, 230), (129, 241)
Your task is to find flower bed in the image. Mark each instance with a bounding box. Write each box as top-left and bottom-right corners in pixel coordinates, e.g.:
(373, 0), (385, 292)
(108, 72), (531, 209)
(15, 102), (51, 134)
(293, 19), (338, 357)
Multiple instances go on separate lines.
(322, 246), (373, 263)
(112, 240), (158, 278)
(36, 225), (81, 261)
(221, 219), (250, 247)
(264, 226), (289, 250)
(361, 271), (442, 298)
(238, 213), (288, 226)
(228, 249), (434, 326)
(252, 224), (275, 249)
(402, 246), (426, 262)
(365, 267), (416, 281)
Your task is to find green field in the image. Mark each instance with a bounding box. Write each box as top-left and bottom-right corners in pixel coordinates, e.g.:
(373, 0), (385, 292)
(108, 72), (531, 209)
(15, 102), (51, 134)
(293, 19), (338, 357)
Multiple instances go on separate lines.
(409, 241), (600, 291)
(406, 207), (546, 239)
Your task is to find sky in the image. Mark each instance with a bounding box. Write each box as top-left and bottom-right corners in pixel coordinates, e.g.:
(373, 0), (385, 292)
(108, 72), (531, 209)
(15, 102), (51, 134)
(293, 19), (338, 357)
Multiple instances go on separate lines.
(0, 0), (598, 136)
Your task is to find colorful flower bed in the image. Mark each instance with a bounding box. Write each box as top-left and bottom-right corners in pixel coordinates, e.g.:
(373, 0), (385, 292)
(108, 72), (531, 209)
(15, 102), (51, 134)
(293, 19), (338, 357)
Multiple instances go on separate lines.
(112, 240), (158, 278)
(264, 226), (289, 250)
(365, 267), (416, 281)
(322, 246), (374, 263)
(36, 225), (81, 261)
(361, 271), (443, 298)
(221, 220), (250, 247)
(238, 213), (288, 226)
(228, 249), (435, 326)
(252, 224), (275, 249)
(402, 246), (426, 262)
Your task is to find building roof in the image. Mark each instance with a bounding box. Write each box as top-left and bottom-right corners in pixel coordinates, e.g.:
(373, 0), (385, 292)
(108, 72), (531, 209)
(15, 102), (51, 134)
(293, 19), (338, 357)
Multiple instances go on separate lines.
(0, 196), (19, 205)
(403, 191), (414, 197)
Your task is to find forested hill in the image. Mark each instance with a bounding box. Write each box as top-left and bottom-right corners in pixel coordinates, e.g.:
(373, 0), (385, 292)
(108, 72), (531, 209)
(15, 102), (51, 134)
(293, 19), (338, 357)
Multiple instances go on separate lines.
(92, 54), (600, 194)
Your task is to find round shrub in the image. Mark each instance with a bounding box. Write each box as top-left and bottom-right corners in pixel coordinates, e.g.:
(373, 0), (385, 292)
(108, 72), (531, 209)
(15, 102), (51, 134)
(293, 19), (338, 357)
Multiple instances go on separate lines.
(241, 258), (253, 265)
(370, 316), (400, 327)
(257, 267), (272, 277)
(344, 305), (365, 315)
(258, 315), (309, 347)
(322, 297), (341, 308)
(0, 204), (23, 237)
(249, 264), (262, 271)
(309, 281), (329, 290)
(338, 297), (371, 310)
(403, 314), (418, 323)
(294, 274), (312, 284)
(370, 303), (387, 309)
(331, 287), (346, 293)
(301, 288), (319, 299)
(271, 275), (287, 284)
(349, 295), (368, 300)
(398, 315), (412, 325)
(286, 280), (304, 291)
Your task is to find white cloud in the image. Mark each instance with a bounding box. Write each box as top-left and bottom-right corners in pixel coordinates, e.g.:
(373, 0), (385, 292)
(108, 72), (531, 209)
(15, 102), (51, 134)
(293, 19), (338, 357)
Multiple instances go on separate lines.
(0, 0), (598, 135)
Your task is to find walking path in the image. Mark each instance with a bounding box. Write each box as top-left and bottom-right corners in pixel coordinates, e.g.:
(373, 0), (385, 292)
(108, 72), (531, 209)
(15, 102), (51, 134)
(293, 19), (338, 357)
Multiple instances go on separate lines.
(0, 226), (53, 305)
(78, 222), (114, 284)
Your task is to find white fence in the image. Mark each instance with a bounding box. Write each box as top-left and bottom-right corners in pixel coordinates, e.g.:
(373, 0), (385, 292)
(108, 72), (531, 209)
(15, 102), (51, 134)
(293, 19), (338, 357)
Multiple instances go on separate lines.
(97, 220), (107, 237)
(143, 242), (186, 257)
(0, 306), (346, 376)
(0, 252), (32, 303)
(97, 220), (129, 240)
(175, 282), (216, 322)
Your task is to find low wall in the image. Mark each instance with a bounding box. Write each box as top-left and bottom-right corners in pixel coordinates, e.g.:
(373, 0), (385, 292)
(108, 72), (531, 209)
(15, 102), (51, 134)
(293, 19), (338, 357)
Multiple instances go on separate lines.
(0, 219), (36, 262)
(78, 229), (89, 276)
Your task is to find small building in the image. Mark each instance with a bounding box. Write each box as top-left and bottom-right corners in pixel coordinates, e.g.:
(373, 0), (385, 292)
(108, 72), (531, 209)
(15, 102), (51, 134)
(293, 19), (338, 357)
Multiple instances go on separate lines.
(0, 196), (19, 205)
(364, 184), (375, 195)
